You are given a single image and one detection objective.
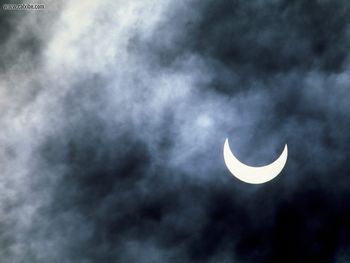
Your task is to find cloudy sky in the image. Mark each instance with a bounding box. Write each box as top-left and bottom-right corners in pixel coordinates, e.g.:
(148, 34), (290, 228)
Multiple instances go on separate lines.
(1, 0), (350, 262)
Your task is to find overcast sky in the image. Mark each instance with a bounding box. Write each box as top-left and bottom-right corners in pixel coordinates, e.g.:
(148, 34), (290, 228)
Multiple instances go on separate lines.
(0, 0), (350, 262)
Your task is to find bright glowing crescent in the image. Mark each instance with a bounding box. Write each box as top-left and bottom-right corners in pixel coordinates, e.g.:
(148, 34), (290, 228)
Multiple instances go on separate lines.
(223, 138), (288, 184)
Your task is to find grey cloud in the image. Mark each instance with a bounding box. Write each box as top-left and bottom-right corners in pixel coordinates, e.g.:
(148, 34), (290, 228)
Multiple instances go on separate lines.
(1, 0), (350, 262)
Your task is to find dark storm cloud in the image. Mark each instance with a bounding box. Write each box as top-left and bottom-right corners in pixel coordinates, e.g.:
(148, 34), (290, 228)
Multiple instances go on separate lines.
(145, 0), (350, 93)
(1, 0), (350, 262)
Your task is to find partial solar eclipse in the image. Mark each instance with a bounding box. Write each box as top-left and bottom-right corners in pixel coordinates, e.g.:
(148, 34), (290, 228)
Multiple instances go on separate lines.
(223, 138), (288, 184)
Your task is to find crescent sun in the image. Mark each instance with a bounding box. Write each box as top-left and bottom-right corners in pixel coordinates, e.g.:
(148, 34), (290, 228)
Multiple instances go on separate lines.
(223, 138), (288, 184)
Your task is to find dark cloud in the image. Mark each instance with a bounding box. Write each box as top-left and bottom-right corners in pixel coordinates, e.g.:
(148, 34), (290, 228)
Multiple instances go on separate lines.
(1, 0), (350, 262)
(143, 0), (350, 95)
